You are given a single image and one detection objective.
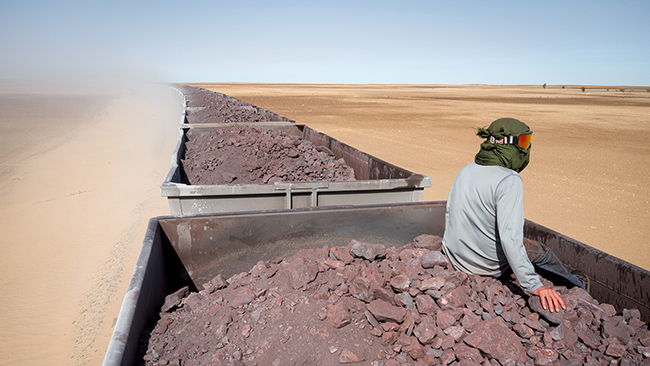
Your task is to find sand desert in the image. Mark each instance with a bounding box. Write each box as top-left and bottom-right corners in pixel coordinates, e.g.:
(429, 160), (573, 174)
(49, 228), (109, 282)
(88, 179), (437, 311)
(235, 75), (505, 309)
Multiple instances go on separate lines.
(192, 82), (650, 273)
(0, 82), (648, 365)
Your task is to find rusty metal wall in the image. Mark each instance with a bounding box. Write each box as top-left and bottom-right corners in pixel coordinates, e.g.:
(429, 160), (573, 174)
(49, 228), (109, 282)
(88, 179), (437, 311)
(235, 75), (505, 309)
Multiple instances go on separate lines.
(524, 220), (650, 324)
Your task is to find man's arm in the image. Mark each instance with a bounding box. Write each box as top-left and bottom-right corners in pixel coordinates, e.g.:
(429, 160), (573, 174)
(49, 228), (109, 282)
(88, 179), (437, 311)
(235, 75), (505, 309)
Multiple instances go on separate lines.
(495, 175), (566, 312)
(495, 174), (543, 292)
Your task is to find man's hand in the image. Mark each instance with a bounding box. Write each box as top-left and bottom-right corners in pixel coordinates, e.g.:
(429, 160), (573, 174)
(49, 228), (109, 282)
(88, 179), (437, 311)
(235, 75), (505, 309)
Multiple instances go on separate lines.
(532, 286), (566, 313)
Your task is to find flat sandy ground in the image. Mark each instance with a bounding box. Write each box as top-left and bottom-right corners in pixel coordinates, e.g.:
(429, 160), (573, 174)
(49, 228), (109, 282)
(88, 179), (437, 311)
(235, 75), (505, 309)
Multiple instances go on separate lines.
(0, 82), (648, 365)
(191, 83), (650, 274)
(0, 81), (183, 365)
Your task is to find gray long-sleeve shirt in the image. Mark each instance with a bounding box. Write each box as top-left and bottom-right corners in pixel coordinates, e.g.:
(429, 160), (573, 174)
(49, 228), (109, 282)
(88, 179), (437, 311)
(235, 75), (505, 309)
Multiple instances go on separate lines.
(441, 162), (542, 293)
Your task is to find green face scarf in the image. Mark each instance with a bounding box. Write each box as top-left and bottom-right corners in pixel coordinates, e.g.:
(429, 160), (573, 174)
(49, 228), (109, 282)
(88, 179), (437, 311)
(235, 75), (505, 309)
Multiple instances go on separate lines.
(474, 118), (532, 173)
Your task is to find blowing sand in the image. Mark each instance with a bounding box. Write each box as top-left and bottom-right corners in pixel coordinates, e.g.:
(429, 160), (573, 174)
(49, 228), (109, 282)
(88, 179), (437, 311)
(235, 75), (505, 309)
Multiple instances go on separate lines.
(0, 80), (183, 365)
(0, 82), (648, 365)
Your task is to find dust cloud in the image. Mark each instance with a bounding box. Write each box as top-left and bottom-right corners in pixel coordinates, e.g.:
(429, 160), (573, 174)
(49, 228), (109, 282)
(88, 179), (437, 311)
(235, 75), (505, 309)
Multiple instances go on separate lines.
(0, 73), (184, 365)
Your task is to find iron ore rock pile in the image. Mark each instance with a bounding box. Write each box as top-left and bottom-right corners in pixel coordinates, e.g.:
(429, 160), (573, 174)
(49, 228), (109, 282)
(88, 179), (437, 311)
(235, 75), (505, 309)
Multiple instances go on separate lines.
(176, 85), (291, 124)
(141, 235), (650, 366)
(182, 125), (356, 185)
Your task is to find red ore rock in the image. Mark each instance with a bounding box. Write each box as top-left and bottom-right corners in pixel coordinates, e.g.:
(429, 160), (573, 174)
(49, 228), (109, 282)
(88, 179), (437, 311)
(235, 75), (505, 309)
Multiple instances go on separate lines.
(513, 323), (535, 339)
(413, 315), (437, 344)
(528, 295), (565, 325)
(622, 308), (641, 321)
(500, 310), (522, 325)
(368, 299), (406, 323)
(412, 234), (443, 251)
(403, 343), (426, 360)
(399, 248), (428, 262)
(161, 286), (189, 312)
(453, 344), (484, 364)
(605, 343), (627, 358)
(523, 314), (547, 332)
(402, 309), (421, 334)
(183, 292), (203, 311)
(562, 287), (593, 311)
(445, 326), (466, 341)
(202, 274), (227, 293)
(373, 286), (396, 305)
(324, 258), (345, 270)
(549, 320), (568, 341)
(415, 294), (439, 315)
(436, 310), (457, 329)
(394, 292), (415, 309)
(460, 312), (481, 332)
(637, 345), (650, 358)
(339, 348), (364, 363)
(422, 353), (439, 365)
(575, 328), (600, 349)
(391, 275), (411, 292)
(421, 251), (450, 269)
(532, 347), (558, 365)
(330, 246), (354, 264)
(438, 287), (471, 310)
(440, 335), (456, 350)
(381, 322), (400, 332)
(282, 257), (319, 289)
(349, 240), (386, 261)
(230, 287), (255, 308)
(601, 316), (631, 344)
(600, 303), (617, 318)
(250, 260), (274, 279)
(440, 349), (456, 364)
(640, 332), (650, 347)
(364, 309), (381, 329)
(463, 318), (528, 364)
(209, 274), (228, 289)
(418, 276), (446, 292)
(349, 276), (373, 303)
(381, 330), (399, 346)
(327, 302), (352, 329)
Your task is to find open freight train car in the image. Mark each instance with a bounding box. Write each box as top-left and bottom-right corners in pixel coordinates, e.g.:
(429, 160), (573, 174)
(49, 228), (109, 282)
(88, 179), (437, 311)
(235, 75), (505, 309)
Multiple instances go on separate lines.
(173, 85), (295, 125)
(103, 201), (649, 366)
(162, 123), (432, 216)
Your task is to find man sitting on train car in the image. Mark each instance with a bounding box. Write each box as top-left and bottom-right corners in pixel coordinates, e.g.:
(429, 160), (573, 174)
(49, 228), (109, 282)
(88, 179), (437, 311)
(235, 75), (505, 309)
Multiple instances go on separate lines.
(442, 118), (586, 313)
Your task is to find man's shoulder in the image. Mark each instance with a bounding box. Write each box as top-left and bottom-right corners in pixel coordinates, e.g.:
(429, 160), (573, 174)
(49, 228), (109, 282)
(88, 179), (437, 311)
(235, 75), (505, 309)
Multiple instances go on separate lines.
(463, 162), (519, 178)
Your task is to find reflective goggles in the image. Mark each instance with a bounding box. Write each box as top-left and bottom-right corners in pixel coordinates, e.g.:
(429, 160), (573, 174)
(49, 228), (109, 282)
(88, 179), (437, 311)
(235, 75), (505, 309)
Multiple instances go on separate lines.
(489, 131), (533, 149)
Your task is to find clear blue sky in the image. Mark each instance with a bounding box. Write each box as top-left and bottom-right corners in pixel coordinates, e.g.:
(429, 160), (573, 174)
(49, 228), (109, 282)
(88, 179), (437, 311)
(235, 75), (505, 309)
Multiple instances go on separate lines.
(1, 0), (648, 85)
